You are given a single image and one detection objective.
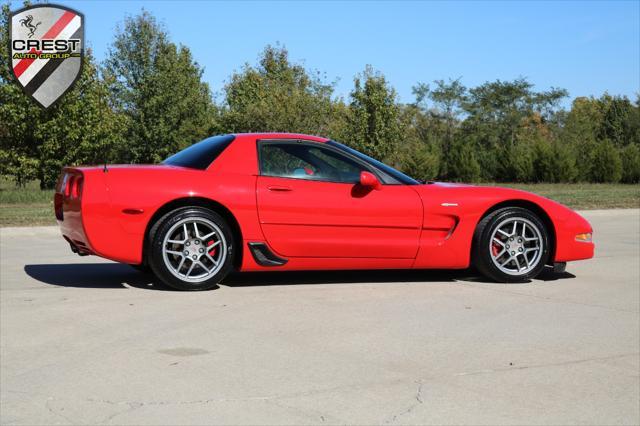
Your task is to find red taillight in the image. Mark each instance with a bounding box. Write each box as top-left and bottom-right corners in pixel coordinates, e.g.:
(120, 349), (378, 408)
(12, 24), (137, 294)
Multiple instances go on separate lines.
(65, 176), (75, 197)
(75, 177), (83, 198)
(61, 173), (83, 199)
(71, 176), (82, 198)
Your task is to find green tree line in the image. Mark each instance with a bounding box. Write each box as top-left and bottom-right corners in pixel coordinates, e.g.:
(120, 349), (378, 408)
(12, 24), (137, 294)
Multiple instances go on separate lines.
(1, 6), (639, 189)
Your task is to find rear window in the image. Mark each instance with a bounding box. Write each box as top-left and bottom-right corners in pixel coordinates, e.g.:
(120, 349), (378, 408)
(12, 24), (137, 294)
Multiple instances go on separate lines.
(163, 135), (235, 170)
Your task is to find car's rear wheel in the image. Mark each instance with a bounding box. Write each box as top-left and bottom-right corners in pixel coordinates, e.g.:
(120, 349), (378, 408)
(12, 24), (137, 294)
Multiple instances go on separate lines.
(473, 207), (550, 283)
(148, 207), (234, 290)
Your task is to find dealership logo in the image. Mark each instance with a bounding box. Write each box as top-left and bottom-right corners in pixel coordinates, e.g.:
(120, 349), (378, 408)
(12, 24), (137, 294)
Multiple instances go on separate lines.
(9, 4), (84, 109)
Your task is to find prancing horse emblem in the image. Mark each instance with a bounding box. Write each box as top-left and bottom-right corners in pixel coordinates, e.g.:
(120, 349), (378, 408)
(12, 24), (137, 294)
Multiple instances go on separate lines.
(19, 14), (41, 38)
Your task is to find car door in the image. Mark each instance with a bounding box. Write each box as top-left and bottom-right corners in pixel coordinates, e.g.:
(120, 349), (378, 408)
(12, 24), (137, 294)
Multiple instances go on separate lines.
(256, 140), (423, 259)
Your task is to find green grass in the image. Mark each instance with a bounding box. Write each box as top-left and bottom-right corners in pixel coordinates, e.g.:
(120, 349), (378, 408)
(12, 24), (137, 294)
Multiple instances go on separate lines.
(0, 178), (54, 204)
(489, 183), (640, 210)
(0, 178), (56, 227)
(0, 178), (638, 227)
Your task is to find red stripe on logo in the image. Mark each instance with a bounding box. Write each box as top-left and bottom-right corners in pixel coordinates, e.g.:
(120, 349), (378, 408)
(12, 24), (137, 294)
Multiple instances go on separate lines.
(42, 11), (76, 39)
(12, 48), (41, 77)
(13, 11), (77, 78)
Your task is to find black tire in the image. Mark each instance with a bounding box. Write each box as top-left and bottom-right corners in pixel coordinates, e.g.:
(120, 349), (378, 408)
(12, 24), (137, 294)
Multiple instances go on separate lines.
(473, 207), (550, 283)
(147, 207), (235, 291)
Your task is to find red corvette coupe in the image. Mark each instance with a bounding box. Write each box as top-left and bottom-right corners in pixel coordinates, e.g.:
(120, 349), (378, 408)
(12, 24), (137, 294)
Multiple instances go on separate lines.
(54, 133), (594, 290)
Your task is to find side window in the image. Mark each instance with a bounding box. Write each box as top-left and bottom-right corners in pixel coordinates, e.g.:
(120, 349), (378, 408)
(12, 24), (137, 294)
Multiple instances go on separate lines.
(260, 144), (318, 178)
(259, 142), (368, 183)
(306, 147), (363, 183)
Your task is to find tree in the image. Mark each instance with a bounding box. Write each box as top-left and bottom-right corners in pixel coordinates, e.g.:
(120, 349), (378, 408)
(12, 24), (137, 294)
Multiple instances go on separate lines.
(342, 65), (402, 162)
(221, 45), (336, 135)
(589, 139), (622, 183)
(461, 78), (567, 180)
(103, 10), (215, 164)
(447, 138), (481, 182)
(598, 94), (637, 147)
(412, 79), (465, 178)
(620, 143), (640, 183)
(34, 51), (125, 187)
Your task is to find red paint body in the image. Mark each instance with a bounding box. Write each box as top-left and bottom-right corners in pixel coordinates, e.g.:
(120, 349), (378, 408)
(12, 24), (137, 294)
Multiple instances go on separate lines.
(55, 133), (594, 271)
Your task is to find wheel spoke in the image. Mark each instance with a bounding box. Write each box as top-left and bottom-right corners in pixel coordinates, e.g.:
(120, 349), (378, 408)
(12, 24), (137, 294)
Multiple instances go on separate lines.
(512, 220), (517, 236)
(521, 253), (530, 268)
(205, 252), (219, 266)
(197, 260), (210, 273)
(176, 256), (185, 272)
(166, 250), (183, 256)
(514, 256), (521, 271)
(193, 222), (201, 239)
(183, 223), (189, 240)
(201, 231), (216, 240)
(185, 260), (195, 277)
(497, 229), (510, 238)
(492, 238), (506, 247)
(167, 239), (185, 245)
(499, 255), (514, 266)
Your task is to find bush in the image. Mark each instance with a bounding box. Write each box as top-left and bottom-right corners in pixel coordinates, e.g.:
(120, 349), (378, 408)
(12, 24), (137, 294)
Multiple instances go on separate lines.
(448, 139), (481, 182)
(621, 144), (640, 183)
(398, 142), (440, 181)
(589, 139), (622, 183)
(503, 141), (535, 182)
(552, 141), (578, 183)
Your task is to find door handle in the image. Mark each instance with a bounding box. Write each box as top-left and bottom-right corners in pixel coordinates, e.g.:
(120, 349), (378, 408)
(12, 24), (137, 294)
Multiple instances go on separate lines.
(267, 185), (292, 192)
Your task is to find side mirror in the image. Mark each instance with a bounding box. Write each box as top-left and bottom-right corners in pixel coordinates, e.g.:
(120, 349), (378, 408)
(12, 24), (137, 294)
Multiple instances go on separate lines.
(359, 171), (382, 190)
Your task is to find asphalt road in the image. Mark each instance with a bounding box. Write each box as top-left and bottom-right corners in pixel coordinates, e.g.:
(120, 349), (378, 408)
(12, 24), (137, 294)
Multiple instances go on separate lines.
(1, 209), (638, 425)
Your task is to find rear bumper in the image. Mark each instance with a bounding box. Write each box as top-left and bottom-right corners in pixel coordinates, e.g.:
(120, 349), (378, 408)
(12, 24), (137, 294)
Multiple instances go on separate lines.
(56, 169), (94, 256)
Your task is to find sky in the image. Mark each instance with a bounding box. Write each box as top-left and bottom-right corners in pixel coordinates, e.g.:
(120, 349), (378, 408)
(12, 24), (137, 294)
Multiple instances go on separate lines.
(9, 0), (640, 107)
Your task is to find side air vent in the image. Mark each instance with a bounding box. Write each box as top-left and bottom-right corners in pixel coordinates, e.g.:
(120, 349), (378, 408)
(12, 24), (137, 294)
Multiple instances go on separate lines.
(247, 242), (288, 267)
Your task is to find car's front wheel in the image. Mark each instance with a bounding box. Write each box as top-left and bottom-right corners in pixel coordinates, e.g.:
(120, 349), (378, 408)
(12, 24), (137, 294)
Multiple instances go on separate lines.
(473, 207), (550, 283)
(148, 207), (234, 290)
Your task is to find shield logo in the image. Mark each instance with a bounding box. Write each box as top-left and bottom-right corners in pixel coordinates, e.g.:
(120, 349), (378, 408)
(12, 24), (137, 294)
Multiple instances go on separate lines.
(9, 4), (84, 109)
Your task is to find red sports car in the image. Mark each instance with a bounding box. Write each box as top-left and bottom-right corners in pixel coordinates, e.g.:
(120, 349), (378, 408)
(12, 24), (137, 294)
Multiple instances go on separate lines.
(54, 133), (594, 290)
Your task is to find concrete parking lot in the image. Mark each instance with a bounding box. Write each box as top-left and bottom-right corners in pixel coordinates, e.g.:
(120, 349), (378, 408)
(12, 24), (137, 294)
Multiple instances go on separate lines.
(1, 209), (638, 425)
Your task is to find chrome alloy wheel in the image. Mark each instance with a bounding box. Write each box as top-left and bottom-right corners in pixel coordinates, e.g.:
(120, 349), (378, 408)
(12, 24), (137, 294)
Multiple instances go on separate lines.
(489, 217), (543, 276)
(161, 218), (227, 283)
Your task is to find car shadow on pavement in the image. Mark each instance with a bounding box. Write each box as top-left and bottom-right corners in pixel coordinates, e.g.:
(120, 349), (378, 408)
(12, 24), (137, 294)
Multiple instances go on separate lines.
(23, 263), (174, 291)
(24, 263), (575, 291)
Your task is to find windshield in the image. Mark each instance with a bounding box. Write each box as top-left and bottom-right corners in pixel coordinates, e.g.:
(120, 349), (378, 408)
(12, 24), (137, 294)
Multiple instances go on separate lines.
(327, 140), (420, 185)
(163, 135), (235, 170)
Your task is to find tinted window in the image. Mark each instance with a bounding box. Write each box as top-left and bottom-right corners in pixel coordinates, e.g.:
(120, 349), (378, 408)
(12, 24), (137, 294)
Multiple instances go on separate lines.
(260, 142), (367, 183)
(163, 135), (235, 170)
(327, 140), (420, 185)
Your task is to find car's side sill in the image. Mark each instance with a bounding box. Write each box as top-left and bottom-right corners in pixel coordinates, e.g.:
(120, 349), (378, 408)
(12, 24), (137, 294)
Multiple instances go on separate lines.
(247, 242), (288, 266)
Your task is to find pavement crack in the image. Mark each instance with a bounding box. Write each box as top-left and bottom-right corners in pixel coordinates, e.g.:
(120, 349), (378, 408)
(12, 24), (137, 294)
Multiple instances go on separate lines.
(384, 380), (424, 424)
(455, 352), (639, 377)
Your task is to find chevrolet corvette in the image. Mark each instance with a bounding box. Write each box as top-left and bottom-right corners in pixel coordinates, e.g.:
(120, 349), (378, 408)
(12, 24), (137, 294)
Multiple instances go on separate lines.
(54, 133), (594, 290)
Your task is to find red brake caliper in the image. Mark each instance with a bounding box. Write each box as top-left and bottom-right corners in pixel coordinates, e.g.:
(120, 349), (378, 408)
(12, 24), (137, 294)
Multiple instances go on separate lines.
(207, 240), (217, 256)
(491, 241), (501, 256)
